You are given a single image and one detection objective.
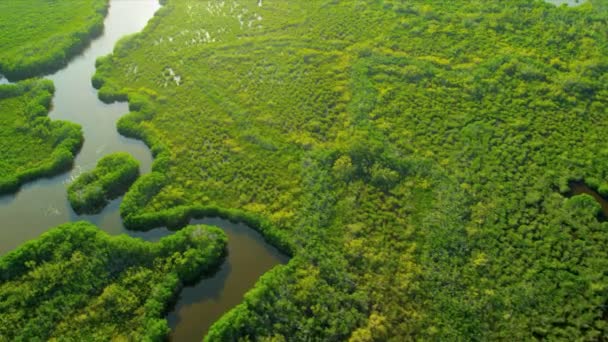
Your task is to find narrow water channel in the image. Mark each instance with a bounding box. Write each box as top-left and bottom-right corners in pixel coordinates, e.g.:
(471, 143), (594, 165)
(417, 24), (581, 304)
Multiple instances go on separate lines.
(569, 181), (608, 220)
(169, 218), (288, 341)
(0, 1), (287, 340)
(0, 0), (159, 251)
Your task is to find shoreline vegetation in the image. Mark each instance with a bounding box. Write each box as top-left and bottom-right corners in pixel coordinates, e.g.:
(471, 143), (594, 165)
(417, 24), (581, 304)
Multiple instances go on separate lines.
(68, 152), (140, 215)
(0, 0), (109, 81)
(1, 0), (608, 340)
(0, 79), (83, 194)
(93, 0), (608, 340)
(0, 0), (111, 192)
(0, 222), (228, 341)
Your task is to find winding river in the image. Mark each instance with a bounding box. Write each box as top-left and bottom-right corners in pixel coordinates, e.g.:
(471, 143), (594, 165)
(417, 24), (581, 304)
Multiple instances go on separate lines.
(0, 1), (286, 340)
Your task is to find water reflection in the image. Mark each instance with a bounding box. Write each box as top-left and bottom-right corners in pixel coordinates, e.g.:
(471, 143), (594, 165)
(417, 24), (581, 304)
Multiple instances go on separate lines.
(167, 218), (288, 341)
(0, 0), (159, 254)
(0, 2), (288, 341)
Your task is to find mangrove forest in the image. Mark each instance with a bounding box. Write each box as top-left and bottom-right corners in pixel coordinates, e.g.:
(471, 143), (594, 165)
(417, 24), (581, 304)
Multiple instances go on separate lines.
(1, 0), (608, 340)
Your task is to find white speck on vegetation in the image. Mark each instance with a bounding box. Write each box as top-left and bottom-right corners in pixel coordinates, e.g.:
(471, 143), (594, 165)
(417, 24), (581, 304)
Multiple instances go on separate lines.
(164, 67), (182, 86)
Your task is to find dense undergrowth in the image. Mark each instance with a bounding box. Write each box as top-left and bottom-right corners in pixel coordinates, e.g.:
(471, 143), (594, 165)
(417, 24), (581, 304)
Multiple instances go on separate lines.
(0, 222), (227, 341)
(0, 0), (108, 81)
(0, 79), (82, 194)
(0, 0), (105, 192)
(91, 0), (608, 340)
(68, 152), (140, 215)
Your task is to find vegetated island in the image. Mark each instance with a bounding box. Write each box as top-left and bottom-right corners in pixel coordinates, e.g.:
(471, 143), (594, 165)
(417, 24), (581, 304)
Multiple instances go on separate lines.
(0, 222), (227, 341)
(68, 152), (140, 215)
(0, 0), (109, 81)
(0, 79), (82, 194)
(0, 0), (112, 193)
(93, 0), (608, 340)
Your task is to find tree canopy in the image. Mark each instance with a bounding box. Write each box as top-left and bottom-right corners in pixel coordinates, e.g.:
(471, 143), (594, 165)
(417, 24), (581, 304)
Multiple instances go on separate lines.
(0, 79), (82, 194)
(68, 152), (140, 215)
(0, 222), (227, 341)
(93, 0), (608, 339)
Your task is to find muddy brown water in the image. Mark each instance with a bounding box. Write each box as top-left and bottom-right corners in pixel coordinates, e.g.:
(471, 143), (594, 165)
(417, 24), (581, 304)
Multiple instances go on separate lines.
(0, 1), (286, 340)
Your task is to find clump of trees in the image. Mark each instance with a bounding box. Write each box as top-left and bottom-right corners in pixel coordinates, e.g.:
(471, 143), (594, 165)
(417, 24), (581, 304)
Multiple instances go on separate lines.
(0, 221), (227, 341)
(68, 152), (140, 215)
(0, 79), (83, 194)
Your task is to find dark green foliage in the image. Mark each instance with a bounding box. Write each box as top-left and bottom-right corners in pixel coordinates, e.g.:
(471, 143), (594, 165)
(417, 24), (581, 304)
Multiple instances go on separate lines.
(565, 194), (601, 218)
(92, 0), (608, 340)
(0, 0), (109, 80)
(0, 79), (83, 194)
(68, 152), (140, 215)
(0, 222), (227, 341)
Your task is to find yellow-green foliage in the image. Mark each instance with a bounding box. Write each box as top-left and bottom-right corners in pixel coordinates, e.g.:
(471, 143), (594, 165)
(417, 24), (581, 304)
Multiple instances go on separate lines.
(0, 79), (82, 193)
(0, 222), (227, 341)
(93, 0), (608, 340)
(68, 152), (140, 215)
(0, 0), (108, 80)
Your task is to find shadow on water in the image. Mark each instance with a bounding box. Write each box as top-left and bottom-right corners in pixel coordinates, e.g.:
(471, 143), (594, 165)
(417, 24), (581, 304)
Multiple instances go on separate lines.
(167, 218), (288, 341)
(568, 181), (608, 221)
(100, 216), (288, 341)
(0, 1), (288, 341)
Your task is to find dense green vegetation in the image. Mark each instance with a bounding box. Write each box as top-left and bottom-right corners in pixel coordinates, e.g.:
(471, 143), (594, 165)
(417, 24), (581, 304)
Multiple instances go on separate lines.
(0, 0), (109, 192)
(0, 79), (82, 194)
(0, 0), (108, 80)
(0, 221), (227, 340)
(93, 0), (608, 339)
(68, 152), (140, 215)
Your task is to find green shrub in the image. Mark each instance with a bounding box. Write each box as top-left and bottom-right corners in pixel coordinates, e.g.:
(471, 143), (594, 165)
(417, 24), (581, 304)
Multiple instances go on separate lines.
(68, 152), (140, 214)
(598, 183), (608, 197)
(0, 222), (227, 341)
(0, 79), (83, 194)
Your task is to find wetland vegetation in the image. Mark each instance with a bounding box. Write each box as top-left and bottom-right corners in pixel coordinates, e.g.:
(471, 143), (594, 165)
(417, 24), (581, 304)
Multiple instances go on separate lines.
(2, 0), (608, 340)
(0, 0), (108, 80)
(94, 0), (608, 340)
(0, 222), (227, 340)
(68, 152), (140, 215)
(0, 79), (82, 194)
(0, 0), (114, 192)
